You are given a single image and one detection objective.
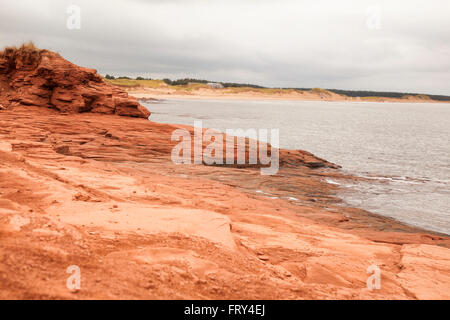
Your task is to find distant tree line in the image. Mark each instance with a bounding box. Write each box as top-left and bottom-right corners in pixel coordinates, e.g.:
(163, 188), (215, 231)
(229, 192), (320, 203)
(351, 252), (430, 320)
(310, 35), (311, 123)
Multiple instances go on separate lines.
(104, 75), (450, 101)
(221, 82), (265, 89)
(162, 78), (265, 88)
(328, 89), (421, 98)
(326, 89), (450, 101)
(283, 88), (450, 101)
(162, 78), (209, 86)
(104, 75), (152, 80)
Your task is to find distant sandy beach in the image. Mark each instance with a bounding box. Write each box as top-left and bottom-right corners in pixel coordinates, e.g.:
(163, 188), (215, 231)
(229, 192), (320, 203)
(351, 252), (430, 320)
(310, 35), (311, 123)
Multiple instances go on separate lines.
(127, 87), (443, 103)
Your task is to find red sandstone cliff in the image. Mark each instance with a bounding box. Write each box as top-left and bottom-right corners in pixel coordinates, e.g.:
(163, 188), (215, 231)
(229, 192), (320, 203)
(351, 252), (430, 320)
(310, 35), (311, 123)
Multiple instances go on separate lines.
(0, 44), (150, 118)
(1, 44), (449, 300)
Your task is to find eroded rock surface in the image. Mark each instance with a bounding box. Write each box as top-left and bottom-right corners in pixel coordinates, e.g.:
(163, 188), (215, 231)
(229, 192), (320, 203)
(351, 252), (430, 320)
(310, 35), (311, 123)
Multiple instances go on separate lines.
(0, 45), (150, 118)
(0, 107), (449, 299)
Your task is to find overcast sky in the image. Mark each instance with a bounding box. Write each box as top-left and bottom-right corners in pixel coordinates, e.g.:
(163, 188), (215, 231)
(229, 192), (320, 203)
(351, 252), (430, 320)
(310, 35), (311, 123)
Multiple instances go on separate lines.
(1, 0), (449, 94)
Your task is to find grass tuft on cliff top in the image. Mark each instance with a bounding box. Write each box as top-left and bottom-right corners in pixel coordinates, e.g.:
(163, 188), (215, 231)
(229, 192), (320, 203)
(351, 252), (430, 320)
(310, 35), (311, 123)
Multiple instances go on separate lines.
(0, 41), (39, 55)
(0, 42), (43, 69)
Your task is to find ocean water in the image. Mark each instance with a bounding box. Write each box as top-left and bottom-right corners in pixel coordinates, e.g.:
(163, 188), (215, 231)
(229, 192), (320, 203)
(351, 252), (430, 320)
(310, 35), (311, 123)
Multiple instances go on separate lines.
(142, 99), (450, 235)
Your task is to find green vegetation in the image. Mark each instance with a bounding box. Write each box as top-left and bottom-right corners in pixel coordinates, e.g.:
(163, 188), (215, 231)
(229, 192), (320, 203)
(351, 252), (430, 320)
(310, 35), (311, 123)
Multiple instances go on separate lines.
(104, 75), (450, 101)
(326, 89), (447, 101)
(221, 82), (265, 89)
(360, 96), (385, 101)
(163, 78), (209, 86)
(104, 78), (166, 88)
(310, 88), (332, 96)
(414, 94), (431, 100)
(160, 78), (266, 89)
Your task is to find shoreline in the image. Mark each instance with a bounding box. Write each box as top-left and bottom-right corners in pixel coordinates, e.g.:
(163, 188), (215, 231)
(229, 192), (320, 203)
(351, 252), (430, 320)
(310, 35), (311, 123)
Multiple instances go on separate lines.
(1, 106), (449, 299)
(134, 94), (449, 236)
(127, 88), (449, 104)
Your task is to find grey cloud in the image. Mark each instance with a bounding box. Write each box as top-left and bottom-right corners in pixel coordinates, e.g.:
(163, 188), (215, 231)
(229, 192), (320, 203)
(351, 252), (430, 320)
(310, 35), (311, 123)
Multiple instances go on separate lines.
(0, 0), (449, 94)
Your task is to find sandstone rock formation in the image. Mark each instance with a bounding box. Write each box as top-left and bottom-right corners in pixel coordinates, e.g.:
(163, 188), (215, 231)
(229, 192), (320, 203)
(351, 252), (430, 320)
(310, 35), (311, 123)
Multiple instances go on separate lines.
(0, 43), (150, 118)
(1, 45), (449, 300)
(0, 106), (449, 299)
